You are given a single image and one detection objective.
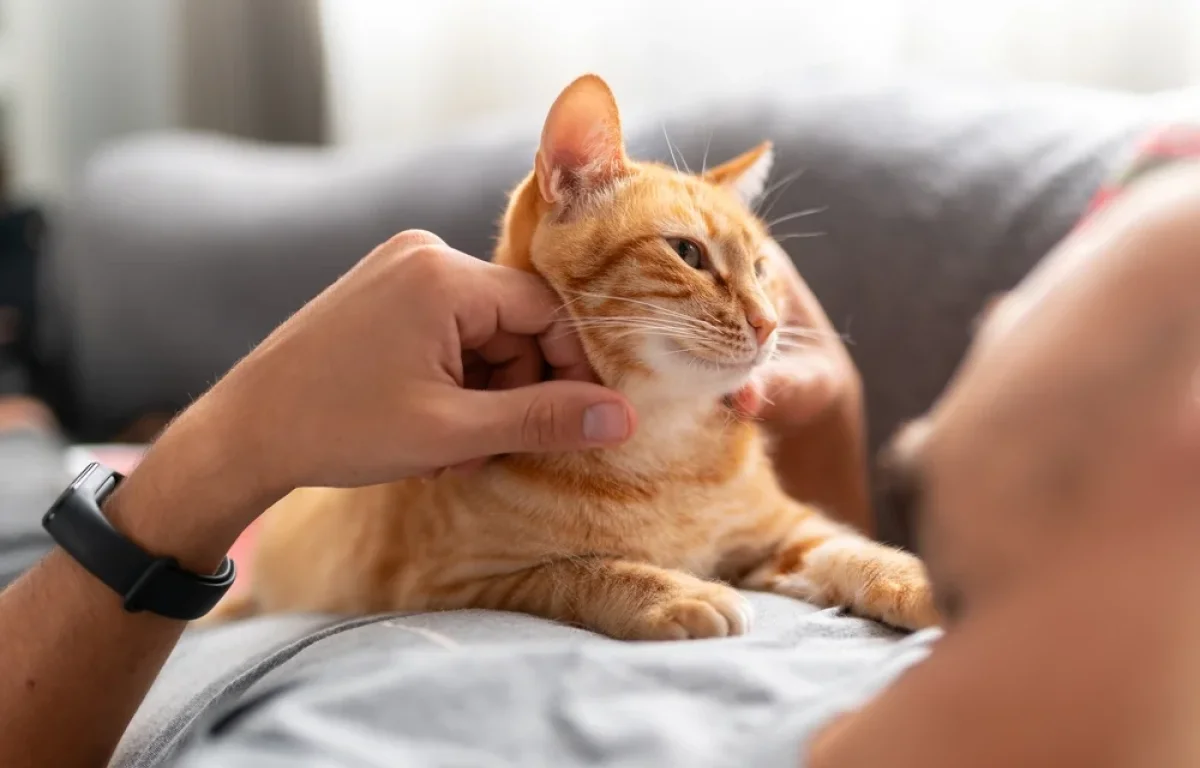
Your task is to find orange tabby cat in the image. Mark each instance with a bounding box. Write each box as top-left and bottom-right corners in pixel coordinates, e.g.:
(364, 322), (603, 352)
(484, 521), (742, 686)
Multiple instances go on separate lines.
(205, 75), (937, 639)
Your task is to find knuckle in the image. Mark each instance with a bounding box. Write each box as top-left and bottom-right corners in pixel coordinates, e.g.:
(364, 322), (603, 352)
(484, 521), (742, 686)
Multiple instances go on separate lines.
(386, 240), (453, 290)
(404, 243), (448, 274)
(386, 229), (444, 253)
(521, 396), (562, 449)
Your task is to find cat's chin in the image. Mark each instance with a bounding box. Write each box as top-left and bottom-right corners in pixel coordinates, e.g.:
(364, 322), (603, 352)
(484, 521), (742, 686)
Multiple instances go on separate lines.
(642, 354), (760, 405)
(667, 340), (761, 377)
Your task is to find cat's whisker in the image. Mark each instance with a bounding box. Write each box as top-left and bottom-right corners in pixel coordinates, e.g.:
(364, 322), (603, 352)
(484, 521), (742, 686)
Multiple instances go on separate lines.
(563, 291), (720, 331)
(755, 167), (807, 218)
(773, 337), (835, 349)
(700, 130), (713, 176)
(569, 317), (716, 345)
(599, 323), (710, 338)
(774, 332), (845, 347)
(571, 318), (710, 336)
(552, 294), (591, 316)
(772, 231), (827, 244)
(613, 332), (712, 346)
(766, 207), (828, 230)
(574, 326), (703, 337)
(571, 312), (699, 325)
(698, 305), (725, 328)
(571, 316), (703, 329)
(551, 316), (704, 342)
(776, 326), (843, 341)
(660, 124), (683, 173)
(654, 344), (695, 357)
(772, 342), (820, 354)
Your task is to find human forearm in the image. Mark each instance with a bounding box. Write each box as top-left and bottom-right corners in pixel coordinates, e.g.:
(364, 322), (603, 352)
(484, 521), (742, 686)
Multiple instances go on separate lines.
(772, 375), (872, 536)
(0, 396), (271, 768)
(0, 232), (636, 768)
(753, 240), (873, 535)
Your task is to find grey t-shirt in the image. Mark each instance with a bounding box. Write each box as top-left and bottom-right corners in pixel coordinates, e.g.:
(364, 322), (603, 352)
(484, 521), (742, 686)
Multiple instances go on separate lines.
(131, 595), (937, 768)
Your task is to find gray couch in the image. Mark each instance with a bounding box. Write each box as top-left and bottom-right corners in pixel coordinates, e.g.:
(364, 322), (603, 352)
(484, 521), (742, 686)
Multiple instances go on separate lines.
(17, 76), (1172, 766)
(40, 76), (1153, 545)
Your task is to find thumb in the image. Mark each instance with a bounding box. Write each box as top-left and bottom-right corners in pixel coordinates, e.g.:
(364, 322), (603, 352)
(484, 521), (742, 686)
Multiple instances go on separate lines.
(460, 381), (636, 456)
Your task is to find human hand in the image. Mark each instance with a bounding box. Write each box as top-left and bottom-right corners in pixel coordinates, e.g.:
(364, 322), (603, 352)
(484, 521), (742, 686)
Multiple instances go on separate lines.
(102, 231), (636, 570)
(217, 230), (636, 492)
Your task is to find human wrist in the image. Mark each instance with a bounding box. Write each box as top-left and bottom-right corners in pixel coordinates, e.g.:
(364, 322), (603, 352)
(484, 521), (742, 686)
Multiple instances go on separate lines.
(772, 369), (872, 534)
(776, 355), (863, 436)
(100, 394), (281, 574)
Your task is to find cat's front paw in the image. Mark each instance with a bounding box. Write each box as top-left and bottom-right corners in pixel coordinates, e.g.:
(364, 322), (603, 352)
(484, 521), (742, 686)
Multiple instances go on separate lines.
(623, 581), (753, 641)
(853, 549), (939, 631)
(764, 542), (940, 631)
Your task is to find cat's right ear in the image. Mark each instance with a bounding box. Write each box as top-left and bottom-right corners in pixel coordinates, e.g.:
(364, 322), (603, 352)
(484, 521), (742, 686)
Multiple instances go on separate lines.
(704, 141), (774, 208)
(535, 75), (629, 207)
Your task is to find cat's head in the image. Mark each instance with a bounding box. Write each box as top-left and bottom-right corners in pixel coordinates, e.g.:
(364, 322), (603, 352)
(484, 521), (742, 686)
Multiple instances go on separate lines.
(496, 75), (783, 405)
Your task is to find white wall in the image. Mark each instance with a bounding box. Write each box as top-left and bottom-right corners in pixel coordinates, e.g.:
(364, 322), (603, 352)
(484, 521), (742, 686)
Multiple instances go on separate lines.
(6, 0), (179, 201)
(8, 0), (1200, 200)
(5, 0), (58, 200)
(321, 0), (1200, 149)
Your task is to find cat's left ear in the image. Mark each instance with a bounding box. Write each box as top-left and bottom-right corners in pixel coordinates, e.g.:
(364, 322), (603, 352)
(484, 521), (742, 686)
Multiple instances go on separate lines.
(703, 141), (774, 207)
(536, 74), (630, 208)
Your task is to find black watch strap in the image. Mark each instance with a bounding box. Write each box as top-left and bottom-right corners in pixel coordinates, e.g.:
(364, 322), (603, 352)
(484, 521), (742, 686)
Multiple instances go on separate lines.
(42, 463), (236, 620)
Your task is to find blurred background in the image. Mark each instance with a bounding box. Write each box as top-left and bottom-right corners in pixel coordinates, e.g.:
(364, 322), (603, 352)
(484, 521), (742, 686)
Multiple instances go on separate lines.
(3, 0), (1200, 204)
(0, 0), (1198, 544)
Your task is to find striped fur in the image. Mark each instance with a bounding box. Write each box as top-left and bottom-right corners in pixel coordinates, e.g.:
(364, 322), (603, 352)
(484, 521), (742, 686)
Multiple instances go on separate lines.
(204, 76), (937, 638)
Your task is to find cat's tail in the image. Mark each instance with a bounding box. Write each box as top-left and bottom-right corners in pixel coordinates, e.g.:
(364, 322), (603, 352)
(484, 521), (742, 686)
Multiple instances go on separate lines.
(192, 590), (258, 628)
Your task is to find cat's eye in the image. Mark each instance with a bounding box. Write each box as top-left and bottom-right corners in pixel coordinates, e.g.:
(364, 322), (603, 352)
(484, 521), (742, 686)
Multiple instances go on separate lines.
(667, 237), (705, 270)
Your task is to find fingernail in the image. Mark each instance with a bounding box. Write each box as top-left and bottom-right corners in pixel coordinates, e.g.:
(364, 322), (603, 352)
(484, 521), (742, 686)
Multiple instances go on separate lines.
(583, 402), (630, 443)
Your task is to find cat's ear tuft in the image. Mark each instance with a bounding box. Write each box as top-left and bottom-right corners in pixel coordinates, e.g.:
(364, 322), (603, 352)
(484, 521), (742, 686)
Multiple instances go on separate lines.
(704, 141), (774, 207)
(536, 74), (629, 207)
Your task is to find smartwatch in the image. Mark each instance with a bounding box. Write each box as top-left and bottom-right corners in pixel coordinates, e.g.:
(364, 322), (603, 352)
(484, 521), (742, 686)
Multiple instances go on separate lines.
(42, 462), (236, 620)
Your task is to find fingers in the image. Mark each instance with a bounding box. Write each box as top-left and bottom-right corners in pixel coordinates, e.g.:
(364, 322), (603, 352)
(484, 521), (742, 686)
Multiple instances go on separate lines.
(763, 239), (842, 344)
(551, 358), (601, 384)
(453, 261), (560, 344)
(467, 332), (598, 391)
(472, 331), (543, 390)
(484, 270), (594, 373)
(538, 318), (593, 373)
(444, 255), (595, 374)
(374, 230), (557, 343)
(449, 382), (635, 458)
(733, 355), (840, 425)
(727, 384), (764, 419)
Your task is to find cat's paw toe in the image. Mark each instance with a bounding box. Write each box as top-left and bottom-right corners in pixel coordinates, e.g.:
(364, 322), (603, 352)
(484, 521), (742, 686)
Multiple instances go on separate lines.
(890, 582), (940, 631)
(629, 584), (753, 641)
(868, 558), (940, 631)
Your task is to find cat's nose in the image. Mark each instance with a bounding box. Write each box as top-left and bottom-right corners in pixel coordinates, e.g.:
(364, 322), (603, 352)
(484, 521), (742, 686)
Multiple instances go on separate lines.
(747, 308), (777, 346)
